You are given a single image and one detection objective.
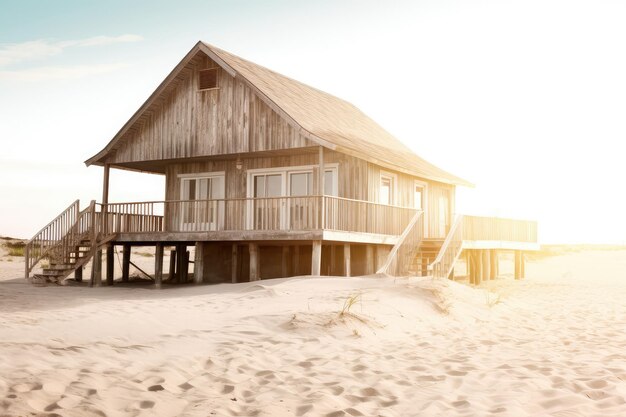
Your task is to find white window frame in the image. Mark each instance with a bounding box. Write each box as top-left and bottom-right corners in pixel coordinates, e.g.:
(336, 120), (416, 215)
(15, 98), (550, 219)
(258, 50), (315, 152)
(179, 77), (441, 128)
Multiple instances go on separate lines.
(178, 171), (225, 231)
(379, 171), (398, 206)
(246, 164), (339, 229)
(414, 179), (429, 237)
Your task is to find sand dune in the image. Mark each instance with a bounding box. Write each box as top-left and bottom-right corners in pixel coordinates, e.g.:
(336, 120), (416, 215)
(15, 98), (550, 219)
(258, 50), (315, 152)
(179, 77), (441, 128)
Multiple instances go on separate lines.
(1, 248), (626, 416)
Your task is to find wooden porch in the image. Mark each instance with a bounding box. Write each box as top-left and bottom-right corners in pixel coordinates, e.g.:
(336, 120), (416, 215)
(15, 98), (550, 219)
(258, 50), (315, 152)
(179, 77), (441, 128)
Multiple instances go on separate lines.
(25, 196), (538, 286)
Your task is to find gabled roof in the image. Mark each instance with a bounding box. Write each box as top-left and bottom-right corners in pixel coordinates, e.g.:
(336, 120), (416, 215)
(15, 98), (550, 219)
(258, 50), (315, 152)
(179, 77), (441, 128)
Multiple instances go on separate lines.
(87, 41), (472, 187)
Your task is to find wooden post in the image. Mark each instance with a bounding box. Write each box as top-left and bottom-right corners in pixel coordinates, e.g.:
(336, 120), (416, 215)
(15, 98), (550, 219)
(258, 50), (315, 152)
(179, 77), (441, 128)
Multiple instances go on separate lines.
(91, 249), (102, 287)
(194, 242), (204, 284)
(311, 241), (322, 276)
(514, 251), (522, 280)
(181, 249), (190, 283)
(294, 245), (300, 276)
(249, 243), (259, 281)
(102, 164), (110, 235)
(155, 243), (163, 289)
(176, 244), (185, 283)
(318, 146), (325, 229)
(481, 249), (490, 283)
(102, 164), (110, 205)
(231, 244), (238, 283)
(105, 243), (114, 285)
(473, 250), (482, 285)
(74, 266), (82, 282)
(344, 243), (351, 277)
(282, 246), (289, 277)
(489, 249), (498, 280)
(365, 245), (374, 275)
(330, 244), (336, 275)
(122, 244), (131, 282)
(169, 249), (177, 282)
(521, 252), (525, 278)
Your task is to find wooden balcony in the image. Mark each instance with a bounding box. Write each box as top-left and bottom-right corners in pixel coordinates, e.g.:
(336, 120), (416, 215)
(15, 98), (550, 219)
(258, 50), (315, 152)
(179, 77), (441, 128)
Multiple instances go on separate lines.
(97, 196), (418, 244)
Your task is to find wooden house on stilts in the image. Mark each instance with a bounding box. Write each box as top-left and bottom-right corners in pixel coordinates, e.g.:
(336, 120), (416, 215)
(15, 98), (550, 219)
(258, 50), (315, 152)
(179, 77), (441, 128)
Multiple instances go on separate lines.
(25, 41), (539, 286)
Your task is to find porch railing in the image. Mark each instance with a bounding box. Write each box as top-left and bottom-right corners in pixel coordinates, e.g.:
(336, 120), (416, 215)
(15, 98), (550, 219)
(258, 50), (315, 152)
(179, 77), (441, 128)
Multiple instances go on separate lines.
(99, 196), (417, 236)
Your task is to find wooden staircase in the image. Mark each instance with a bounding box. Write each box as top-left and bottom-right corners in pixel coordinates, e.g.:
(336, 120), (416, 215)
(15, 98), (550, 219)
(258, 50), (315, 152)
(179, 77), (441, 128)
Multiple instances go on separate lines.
(409, 238), (444, 276)
(25, 200), (111, 285)
(33, 239), (93, 284)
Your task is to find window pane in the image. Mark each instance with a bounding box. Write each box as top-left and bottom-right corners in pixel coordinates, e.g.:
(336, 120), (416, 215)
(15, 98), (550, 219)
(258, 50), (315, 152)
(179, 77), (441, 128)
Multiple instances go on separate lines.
(266, 174), (282, 197)
(211, 176), (224, 199)
(380, 177), (391, 205)
(414, 188), (422, 210)
(324, 170), (335, 196)
(188, 179), (196, 200)
(254, 175), (265, 198)
(290, 172), (311, 196)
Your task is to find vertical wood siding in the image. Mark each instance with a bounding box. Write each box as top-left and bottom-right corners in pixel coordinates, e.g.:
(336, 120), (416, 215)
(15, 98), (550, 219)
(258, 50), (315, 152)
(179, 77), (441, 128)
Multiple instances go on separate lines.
(109, 54), (315, 164)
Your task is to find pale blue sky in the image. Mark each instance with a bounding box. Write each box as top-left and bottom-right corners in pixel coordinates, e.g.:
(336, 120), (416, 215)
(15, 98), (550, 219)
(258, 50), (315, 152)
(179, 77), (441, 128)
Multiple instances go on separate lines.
(1, 0), (626, 243)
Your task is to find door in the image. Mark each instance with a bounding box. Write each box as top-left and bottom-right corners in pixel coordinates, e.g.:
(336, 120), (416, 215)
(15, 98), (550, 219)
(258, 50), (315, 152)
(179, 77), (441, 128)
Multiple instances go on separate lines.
(252, 173), (284, 230)
(181, 175), (224, 231)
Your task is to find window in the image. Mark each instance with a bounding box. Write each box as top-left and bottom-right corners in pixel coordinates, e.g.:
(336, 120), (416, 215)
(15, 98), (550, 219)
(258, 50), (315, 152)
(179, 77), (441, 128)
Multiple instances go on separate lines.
(414, 183), (425, 210)
(246, 164), (338, 230)
(199, 68), (218, 90)
(179, 173), (225, 231)
(380, 172), (396, 205)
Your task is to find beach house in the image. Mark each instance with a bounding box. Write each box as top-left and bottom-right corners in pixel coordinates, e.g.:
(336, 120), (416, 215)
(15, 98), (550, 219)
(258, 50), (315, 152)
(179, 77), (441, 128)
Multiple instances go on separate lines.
(25, 41), (539, 286)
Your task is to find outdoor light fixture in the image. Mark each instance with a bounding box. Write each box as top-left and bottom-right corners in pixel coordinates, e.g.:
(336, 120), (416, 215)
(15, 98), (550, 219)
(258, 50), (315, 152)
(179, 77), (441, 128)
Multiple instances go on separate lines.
(235, 156), (243, 170)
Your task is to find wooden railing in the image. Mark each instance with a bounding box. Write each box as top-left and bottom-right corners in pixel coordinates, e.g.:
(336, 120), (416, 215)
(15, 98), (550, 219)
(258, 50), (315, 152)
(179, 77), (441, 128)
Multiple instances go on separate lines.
(429, 214), (464, 279)
(99, 196), (415, 236)
(462, 215), (537, 242)
(324, 196), (416, 235)
(25, 200), (80, 278)
(376, 210), (424, 276)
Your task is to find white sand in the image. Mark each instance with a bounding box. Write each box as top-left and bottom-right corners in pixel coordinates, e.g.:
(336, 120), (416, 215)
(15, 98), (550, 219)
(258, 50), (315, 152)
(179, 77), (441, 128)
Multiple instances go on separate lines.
(1, 246), (626, 416)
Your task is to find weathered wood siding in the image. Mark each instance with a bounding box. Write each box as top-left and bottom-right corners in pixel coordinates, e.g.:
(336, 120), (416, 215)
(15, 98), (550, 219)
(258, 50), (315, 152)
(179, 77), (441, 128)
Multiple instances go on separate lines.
(163, 150), (370, 228)
(107, 53), (315, 164)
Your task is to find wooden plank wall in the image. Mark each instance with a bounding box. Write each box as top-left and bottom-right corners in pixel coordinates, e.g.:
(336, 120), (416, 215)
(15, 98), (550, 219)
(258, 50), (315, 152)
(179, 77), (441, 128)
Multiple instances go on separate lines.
(108, 54), (316, 164)
(367, 163), (454, 238)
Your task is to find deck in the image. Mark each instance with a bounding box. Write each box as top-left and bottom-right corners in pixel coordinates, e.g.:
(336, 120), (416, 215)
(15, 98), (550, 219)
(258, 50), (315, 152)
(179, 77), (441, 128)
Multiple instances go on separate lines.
(25, 196), (539, 283)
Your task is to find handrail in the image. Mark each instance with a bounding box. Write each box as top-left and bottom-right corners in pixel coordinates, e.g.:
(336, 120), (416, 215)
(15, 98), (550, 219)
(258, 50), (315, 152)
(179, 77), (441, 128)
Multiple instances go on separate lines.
(428, 214), (464, 279)
(103, 195), (416, 211)
(376, 210), (424, 276)
(24, 200), (80, 279)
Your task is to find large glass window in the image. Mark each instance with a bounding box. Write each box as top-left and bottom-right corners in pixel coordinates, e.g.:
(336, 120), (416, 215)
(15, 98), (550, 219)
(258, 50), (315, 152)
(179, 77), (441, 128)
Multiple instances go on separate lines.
(180, 174), (225, 231)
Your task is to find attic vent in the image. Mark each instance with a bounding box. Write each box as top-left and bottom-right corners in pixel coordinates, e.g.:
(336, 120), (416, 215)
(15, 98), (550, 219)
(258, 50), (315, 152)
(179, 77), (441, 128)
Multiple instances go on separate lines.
(199, 68), (219, 90)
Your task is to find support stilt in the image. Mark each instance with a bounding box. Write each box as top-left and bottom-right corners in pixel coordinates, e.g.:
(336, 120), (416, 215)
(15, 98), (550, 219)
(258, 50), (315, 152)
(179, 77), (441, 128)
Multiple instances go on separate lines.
(249, 243), (259, 281)
(169, 249), (176, 282)
(311, 241), (322, 276)
(344, 243), (351, 277)
(231, 244), (238, 283)
(122, 244), (131, 282)
(155, 243), (163, 289)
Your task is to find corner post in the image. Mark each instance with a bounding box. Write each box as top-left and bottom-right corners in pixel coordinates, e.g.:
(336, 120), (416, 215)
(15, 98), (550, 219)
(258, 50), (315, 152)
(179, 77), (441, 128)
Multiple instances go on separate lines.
(102, 163), (110, 235)
(318, 146), (325, 229)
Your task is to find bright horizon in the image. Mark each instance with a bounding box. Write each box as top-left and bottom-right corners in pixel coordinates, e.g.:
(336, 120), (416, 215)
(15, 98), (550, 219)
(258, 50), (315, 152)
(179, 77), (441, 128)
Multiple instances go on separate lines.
(2, 0), (626, 244)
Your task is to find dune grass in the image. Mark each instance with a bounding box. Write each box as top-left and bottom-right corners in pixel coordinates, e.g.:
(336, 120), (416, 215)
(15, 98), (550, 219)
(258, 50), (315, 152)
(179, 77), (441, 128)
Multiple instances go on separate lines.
(4, 241), (25, 257)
